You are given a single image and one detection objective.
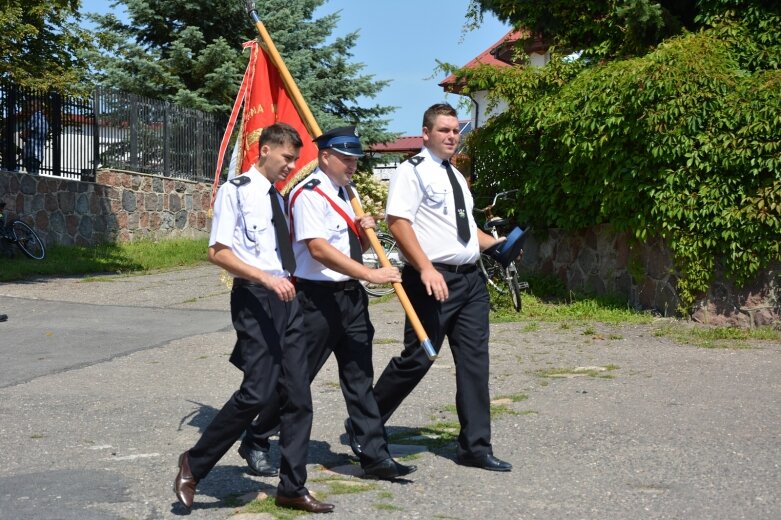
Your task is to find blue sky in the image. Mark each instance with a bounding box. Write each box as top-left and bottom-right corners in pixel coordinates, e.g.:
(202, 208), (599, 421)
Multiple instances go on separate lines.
(80, 0), (510, 136)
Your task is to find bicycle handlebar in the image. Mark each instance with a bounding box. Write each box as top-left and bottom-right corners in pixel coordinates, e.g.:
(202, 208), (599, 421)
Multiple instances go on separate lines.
(477, 189), (520, 214)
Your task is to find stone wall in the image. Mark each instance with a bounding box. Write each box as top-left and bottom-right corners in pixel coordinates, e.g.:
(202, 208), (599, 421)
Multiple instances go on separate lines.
(519, 224), (780, 327)
(0, 170), (212, 247)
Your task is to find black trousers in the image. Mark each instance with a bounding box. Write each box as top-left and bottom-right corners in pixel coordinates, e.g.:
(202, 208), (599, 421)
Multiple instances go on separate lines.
(372, 264), (493, 459)
(245, 280), (392, 467)
(186, 283), (313, 498)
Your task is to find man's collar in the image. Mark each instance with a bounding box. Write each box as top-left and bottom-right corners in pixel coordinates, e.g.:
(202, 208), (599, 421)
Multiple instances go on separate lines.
(247, 164), (273, 191)
(421, 146), (448, 164)
(314, 168), (343, 195)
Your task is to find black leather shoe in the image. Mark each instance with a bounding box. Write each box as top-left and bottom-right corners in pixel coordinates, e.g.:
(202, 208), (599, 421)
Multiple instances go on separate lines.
(344, 418), (363, 456)
(238, 443), (278, 476)
(362, 457), (417, 480)
(0, 314), (7, 322)
(275, 493), (335, 513)
(457, 453), (512, 472)
(173, 451), (198, 509)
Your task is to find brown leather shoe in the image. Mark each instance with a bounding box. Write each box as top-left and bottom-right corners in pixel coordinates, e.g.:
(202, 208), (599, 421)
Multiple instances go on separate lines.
(275, 493), (335, 513)
(173, 451), (198, 509)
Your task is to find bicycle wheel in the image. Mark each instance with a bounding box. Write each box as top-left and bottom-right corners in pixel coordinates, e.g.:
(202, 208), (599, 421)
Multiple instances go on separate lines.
(479, 254), (506, 293)
(361, 233), (399, 297)
(12, 220), (45, 260)
(506, 264), (522, 312)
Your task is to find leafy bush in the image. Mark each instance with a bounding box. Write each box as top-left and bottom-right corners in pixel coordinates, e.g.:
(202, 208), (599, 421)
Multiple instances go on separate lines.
(461, 16), (780, 311)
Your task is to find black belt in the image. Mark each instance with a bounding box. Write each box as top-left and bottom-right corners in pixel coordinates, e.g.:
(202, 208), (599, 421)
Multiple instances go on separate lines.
(431, 262), (478, 274)
(296, 278), (362, 291)
(232, 277), (263, 288)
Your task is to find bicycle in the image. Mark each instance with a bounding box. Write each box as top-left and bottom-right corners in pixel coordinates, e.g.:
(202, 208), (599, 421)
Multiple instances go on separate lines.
(361, 231), (403, 297)
(476, 190), (529, 311)
(0, 202), (46, 260)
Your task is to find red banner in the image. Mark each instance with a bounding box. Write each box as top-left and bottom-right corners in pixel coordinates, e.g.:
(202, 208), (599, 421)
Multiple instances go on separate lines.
(211, 40), (318, 206)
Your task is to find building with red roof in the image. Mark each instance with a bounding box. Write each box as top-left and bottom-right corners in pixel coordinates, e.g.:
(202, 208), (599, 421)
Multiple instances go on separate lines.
(439, 29), (549, 128)
(368, 29), (549, 180)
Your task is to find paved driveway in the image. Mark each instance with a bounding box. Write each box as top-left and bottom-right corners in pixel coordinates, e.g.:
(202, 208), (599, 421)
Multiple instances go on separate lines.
(0, 265), (779, 519)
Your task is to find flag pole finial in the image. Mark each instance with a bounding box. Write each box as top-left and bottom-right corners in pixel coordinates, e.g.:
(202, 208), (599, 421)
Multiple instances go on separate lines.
(245, 1), (260, 23)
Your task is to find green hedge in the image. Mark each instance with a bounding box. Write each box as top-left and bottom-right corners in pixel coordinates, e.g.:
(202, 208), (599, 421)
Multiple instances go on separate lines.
(464, 20), (780, 310)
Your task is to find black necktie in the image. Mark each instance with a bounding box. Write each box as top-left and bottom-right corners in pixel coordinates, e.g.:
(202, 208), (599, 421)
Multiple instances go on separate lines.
(443, 160), (471, 243)
(338, 187), (363, 264)
(269, 186), (296, 274)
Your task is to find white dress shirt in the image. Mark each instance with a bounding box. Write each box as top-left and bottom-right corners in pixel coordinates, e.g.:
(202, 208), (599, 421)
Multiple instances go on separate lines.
(386, 147), (480, 265)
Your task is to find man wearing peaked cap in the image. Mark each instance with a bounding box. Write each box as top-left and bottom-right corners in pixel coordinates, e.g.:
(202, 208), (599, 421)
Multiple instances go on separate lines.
(173, 123), (334, 513)
(239, 124), (416, 481)
(313, 125), (365, 157)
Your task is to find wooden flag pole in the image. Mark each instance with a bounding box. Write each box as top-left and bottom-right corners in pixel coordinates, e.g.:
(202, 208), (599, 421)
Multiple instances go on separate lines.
(245, 2), (437, 360)
(246, 5), (321, 139)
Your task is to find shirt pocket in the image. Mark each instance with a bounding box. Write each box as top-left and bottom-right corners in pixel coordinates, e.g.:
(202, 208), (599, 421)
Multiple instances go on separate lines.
(243, 215), (270, 252)
(325, 213), (349, 242)
(424, 182), (449, 209)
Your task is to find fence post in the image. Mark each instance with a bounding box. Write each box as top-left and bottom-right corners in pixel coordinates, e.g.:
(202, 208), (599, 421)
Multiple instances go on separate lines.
(92, 89), (100, 173)
(196, 111), (204, 181)
(130, 95), (138, 169)
(50, 90), (62, 177)
(2, 85), (17, 171)
(163, 102), (169, 177)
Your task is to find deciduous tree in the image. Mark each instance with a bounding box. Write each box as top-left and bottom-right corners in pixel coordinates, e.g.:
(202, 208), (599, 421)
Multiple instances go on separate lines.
(458, 0), (781, 310)
(0, 0), (94, 93)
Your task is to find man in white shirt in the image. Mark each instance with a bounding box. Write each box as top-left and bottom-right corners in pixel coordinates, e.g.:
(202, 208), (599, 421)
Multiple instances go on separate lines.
(372, 103), (513, 472)
(173, 123), (333, 514)
(239, 126), (416, 481)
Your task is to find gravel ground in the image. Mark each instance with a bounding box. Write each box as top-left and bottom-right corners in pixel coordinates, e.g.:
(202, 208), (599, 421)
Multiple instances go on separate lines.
(0, 264), (779, 520)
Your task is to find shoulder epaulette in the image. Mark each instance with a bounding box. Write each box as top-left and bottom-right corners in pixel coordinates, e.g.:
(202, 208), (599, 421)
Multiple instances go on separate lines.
(229, 176), (251, 187)
(303, 178), (321, 190)
(409, 156), (425, 166)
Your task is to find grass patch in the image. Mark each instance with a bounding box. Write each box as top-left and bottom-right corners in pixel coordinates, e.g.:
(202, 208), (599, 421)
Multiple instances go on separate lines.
(373, 337), (398, 345)
(653, 323), (781, 349)
(535, 364), (620, 379)
(522, 322), (540, 332)
(368, 292), (397, 305)
(397, 452), (422, 462)
(322, 480), (376, 496)
(307, 476), (377, 501)
(388, 420), (459, 450)
(491, 404), (520, 417)
(496, 393), (529, 402)
(438, 404), (458, 415)
(239, 496), (306, 519)
(0, 238), (209, 282)
(583, 325), (597, 335)
(488, 284), (652, 325)
(374, 502), (403, 511)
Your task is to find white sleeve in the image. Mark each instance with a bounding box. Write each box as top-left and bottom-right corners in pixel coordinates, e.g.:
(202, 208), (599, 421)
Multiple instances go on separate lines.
(386, 163), (425, 223)
(292, 189), (329, 241)
(209, 184), (238, 248)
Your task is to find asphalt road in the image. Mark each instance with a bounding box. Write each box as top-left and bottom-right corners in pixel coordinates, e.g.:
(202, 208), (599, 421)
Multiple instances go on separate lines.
(0, 264), (779, 520)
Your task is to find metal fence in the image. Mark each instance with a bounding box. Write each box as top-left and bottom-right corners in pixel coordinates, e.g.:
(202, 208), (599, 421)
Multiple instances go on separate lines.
(1, 83), (228, 182)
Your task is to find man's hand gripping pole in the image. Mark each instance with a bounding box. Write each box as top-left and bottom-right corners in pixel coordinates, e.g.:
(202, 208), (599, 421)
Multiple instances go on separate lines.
(244, 1), (436, 359)
(345, 186), (437, 360)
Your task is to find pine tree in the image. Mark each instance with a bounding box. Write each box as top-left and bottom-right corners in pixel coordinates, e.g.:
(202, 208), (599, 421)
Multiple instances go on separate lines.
(88, 0), (396, 143)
